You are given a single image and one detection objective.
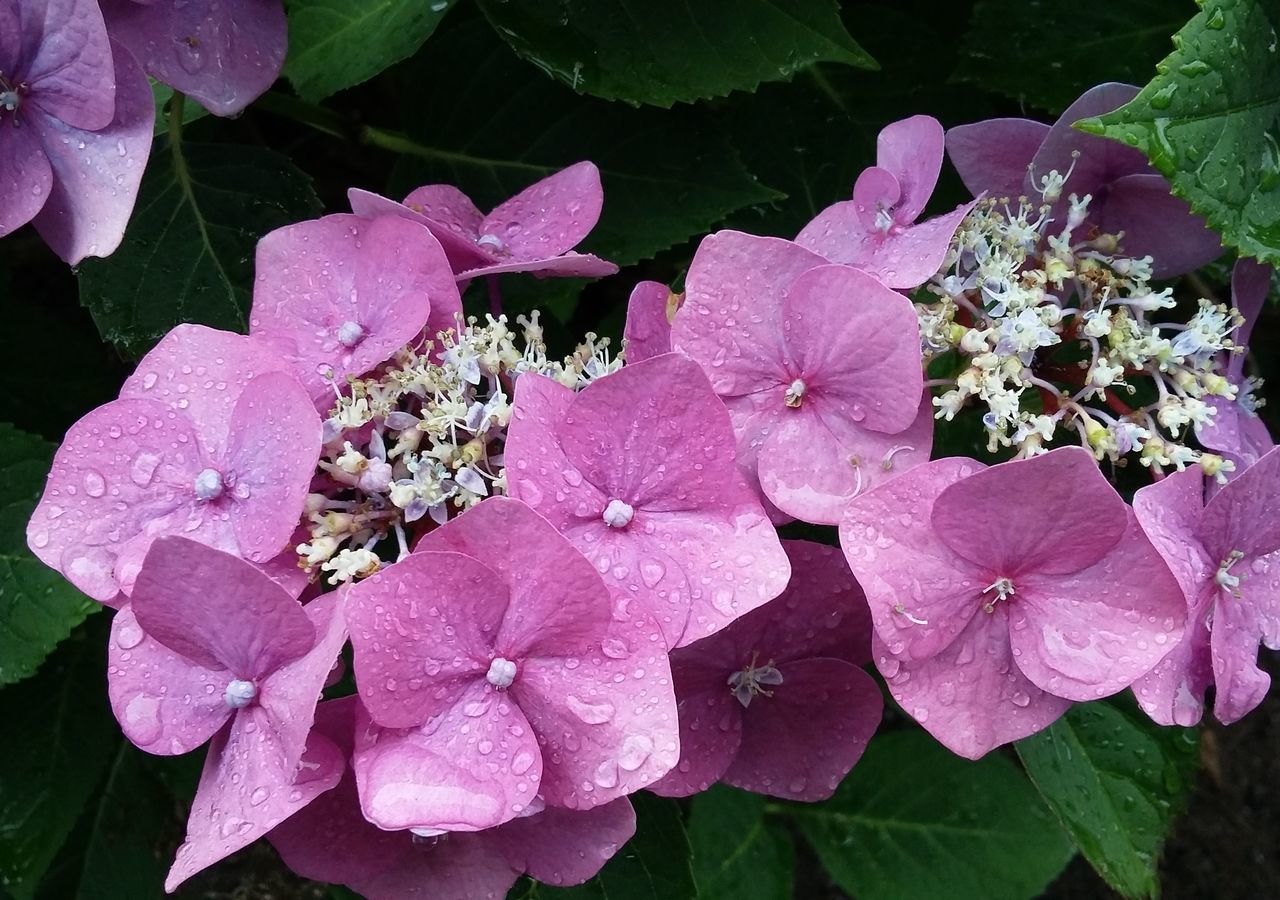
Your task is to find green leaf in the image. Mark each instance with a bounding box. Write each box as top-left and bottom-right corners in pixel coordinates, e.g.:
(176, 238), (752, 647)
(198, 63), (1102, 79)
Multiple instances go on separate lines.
(689, 786), (793, 900)
(77, 138), (322, 358)
(476, 0), (875, 108)
(1080, 0), (1280, 263)
(1016, 700), (1200, 899)
(283, 0), (457, 102)
(385, 17), (781, 268)
(150, 83), (207, 137)
(794, 730), (1074, 900)
(0, 423), (97, 687)
(955, 0), (1196, 114)
(0, 628), (118, 898)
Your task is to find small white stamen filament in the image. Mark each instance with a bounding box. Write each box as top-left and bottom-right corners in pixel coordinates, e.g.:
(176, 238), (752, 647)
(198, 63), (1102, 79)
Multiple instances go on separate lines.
(194, 468), (224, 501)
(784, 379), (807, 408)
(727, 652), (783, 708)
(981, 576), (1016, 613)
(881, 445), (915, 471)
(893, 602), (929, 626)
(486, 656), (517, 689)
(224, 679), (257, 709)
(602, 498), (635, 528)
(1215, 550), (1246, 596)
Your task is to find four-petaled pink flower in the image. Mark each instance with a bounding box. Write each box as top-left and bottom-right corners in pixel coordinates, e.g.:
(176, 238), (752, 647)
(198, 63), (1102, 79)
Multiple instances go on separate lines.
(671, 231), (933, 525)
(268, 696), (637, 900)
(346, 497), (678, 833)
(98, 0), (286, 116)
(106, 536), (349, 891)
(651, 540), (882, 801)
(840, 447), (1187, 759)
(795, 115), (976, 290)
(348, 161), (618, 282)
(947, 83), (1221, 278)
(250, 213), (464, 407)
(1132, 448), (1280, 726)
(503, 352), (792, 648)
(0, 0), (153, 263)
(27, 324), (320, 602)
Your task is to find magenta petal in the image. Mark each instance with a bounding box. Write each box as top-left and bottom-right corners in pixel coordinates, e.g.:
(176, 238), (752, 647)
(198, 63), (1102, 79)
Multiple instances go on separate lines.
(347, 550), (505, 728)
(98, 0), (286, 116)
(876, 115), (944, 223)
(647, 676), (741, 798)
(498, 800), (636, 886)
(164, 713), (344, 892)
(130, 536), (315, 678)
(348, 187), (491, 273)
(1198, 397), (1274, 471)
(0, 123), (52, 237)
(724, 657), (881, 801)
(1230, 258), (1272, 363)
(23, 0), (115, 131)
(350, 835), (519, 900)
(353, 682), (544, 832)
(756, 540), (875, 665)
(1199, 447), (1280, 560)
(851, 166), (902, 230)
(1099, 174), (1221, 278)
(945, 118), (1049, 200)
(876, 615), (1072, 759)
(623, 281), (674, 363)
(107, 603), (232, 754)
(931, 446), (1128, 576)
(402, 184), (484, 240)
(29, 39), (153, 264)
(794, 201), (877, 268)
(480, 161), (604, 262)
(864, 203), (975, 289)
(458, 251), (619, 280)
(1210, 591), (1273, 724)
(1133, 600), (1213, 727)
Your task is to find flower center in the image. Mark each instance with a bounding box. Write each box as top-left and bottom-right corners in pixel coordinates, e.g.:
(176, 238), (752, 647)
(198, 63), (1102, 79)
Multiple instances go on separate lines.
(602, 498), (634, 528)
(476, 233), (505, 253)
(193, 468), (224, 501)
(1215, 549), (1246, 596)
(981, 576), (1015, 613)
(0, 71), (25, 120)
(336, 320), (365, 348)
(727, 652), (783, 708)
(873, 205), (895, 233)
(486, 656), (517, 690)
(784, 379), (807, 408)
(224, 679), (257, 709)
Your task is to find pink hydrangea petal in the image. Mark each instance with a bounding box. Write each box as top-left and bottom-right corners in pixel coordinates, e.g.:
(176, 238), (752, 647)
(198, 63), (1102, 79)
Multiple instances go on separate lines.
(496, 799), (637, 886)
(622, 280), (674, 363)
(29, 39), (153, 264)
(22, 0), (115, 131)
(250, 214), (442, 405)
(876, 115), (944, 223)
(1030, 83), (1149, 195)
(348, 187), (491, 273)
(1199, 447), (1280, 560)
(860, 203), (975, 290)
(26, 397), (204, 602)
(1133, 469), (1215, 604)
(839, 457), (988, 662)
(510, 609), (678, 809)
(1007, 511), (1186, 701)
(403, 184), (484, 239)
(98, 0), (286, 116)
(130, 536), (315, 678)
(347, 550), (505, 728)
(755, 540), (875, 665)
(794, 201), (878, 268)
(931, 446), (1128, 577)
(164, 712), (344, 892)
(672, 230), (826, 396)
(1210, 589), (1274, 724)
(945, 118), (1049, 200)
(648, 678), (742, 797)
(479, 161), (604, 262)
(1229, 258), (1271, 367)
(107, 603), (232, 754)
(1098, 174), (1221, 278)
(724, 657), (881, 801)
(759, 393), (933, 525)
(850, 165), (902, 230)
(352, 681), (544, 832)
(348, 835), (518, 900)
(1199, 398), (1274, 471)
(875, 615), (1072, 760)
(722, 390), (791, 522)
(0, 123), (52, 237)
(457, 251), (619, 280)
(1133, 599), (1213, 727)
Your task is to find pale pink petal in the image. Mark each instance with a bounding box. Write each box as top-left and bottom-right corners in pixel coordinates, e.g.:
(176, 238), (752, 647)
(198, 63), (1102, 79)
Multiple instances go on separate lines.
(851, 166), (901, 229)
(1210, 591), (1273, 724)
(29, 39), (153, 264)
(352, 682), (543, 832)
(347, 550), (505, 728)
(1134, 599), (1213, 727)
(623, 280), (675, 363)
(1199, 447), (1280, 560)
(876, 115), (944, 223)
(496, 800), (637, 886)
(724, 657), (881, 801)
(945, 118), (1049, 200)
(107, 603), (232, 754)
(858, 202), (975, 289)
(1099, 174), (1221, 278)
(480, 161), (604, 262)
(931, 446), (1128, 576)
(349, 186), (490, 273)
(458, 251), (618, 280)
(403, 184), (484, 240)
(876, 615), (1072, 760)
(130, 536), (315, 678)
(98, 0), (286, 116)
(1030, 83), (1149, 195)
(23, 0), (115, 130)
(723, 390), (790, 521)
(0, 123), (52, 237)
(794, 201), (878, 266)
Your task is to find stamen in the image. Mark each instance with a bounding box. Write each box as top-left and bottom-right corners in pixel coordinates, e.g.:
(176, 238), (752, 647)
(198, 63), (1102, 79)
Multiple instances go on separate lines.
(881, 445), (915, 471)
(193, 468), (224, 501)
(1215, 550), (1246, 597)
(224, 679), (257, 709)
(893, 602), (929, 626)
(486, 656), (517, 689)
(337, 320), (365, 348)
(602, 498), (635, 528)
(784, 379), (807, 408)
(476, 233), (505, 253)
(981, 576), (1016, 613)
(727, 652), (783, 708)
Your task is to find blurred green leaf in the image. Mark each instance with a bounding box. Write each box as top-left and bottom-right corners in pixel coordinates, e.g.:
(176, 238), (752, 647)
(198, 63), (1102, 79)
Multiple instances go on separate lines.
(689, 786), (793, 900)
(0, 424), (97, 687)
(795, 730), (1074, 900)
(78, 138), (322, 358)
(1017, 700), (1200, 899)
(1081, 0), (1280, 263)
(477, 0), (874, 107)
(150, 84), (207, 137)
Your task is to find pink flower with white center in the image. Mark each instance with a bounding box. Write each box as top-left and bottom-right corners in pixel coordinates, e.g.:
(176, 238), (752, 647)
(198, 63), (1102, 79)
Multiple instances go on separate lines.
(268, 697), (637, 900)
(346, 497), (677, 833)
(650, 541), (882, 801)
(840, 447), (1187, 759)
(348, 161), (618, 282)
(105, 537), (350, 891)
(26, 324), (321, 602)
(503, 352), (791, 648)
(1132, 448), (1280, 726)
(622, 280), (676, 364)
(98, 0), (286, 116)
(250, 213), (463, 407)
(671, 230), (933, 525)
(795, 115), (976, 290)
(0, 0), (153, 264)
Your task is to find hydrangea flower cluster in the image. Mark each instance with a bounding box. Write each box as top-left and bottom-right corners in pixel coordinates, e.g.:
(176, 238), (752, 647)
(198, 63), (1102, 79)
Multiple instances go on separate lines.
(23, 80), (1279, 898)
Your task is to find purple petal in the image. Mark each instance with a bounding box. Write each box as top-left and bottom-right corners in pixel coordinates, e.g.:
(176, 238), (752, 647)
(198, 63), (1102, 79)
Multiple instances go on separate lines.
(945, 118), (1048, 200)
(1098, 173), (1221, 278)
(21, 0), (115, 131)
(479, 161), (604, 262)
